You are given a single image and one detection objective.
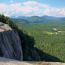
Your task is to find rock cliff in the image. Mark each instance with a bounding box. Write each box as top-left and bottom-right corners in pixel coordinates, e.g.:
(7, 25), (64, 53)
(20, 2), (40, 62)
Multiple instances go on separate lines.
(0, 22), (23, 60)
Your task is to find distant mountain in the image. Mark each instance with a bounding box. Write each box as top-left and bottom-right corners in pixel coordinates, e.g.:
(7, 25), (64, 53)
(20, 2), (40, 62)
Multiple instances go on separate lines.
(11, 16), (65, 24)
(11, 16), (27, 19)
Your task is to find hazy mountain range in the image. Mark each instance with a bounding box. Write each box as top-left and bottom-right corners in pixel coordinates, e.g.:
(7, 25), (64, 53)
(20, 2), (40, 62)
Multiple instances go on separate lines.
(11, 16), (65, 24)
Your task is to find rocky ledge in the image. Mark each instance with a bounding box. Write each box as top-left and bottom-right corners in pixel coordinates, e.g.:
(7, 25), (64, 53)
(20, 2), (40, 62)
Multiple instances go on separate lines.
(0, 57), (65, 65)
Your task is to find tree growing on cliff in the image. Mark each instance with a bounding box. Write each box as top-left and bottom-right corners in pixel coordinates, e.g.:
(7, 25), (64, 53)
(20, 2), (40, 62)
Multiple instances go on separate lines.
(0, 14), (18, 29)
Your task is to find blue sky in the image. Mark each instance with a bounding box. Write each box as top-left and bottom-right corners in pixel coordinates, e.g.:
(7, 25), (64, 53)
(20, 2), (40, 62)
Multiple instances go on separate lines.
(0, 0), (65, 17)
(0, 0), (65, 8)
(40, 0), (65, 8)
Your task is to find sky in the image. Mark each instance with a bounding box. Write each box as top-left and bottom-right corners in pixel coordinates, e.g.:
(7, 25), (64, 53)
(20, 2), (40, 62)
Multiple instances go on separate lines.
(0, 0), (65, 17)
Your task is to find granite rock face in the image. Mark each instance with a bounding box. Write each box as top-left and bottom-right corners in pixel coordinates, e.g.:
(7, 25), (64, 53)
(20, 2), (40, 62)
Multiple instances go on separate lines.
(0, 22), (23, 60)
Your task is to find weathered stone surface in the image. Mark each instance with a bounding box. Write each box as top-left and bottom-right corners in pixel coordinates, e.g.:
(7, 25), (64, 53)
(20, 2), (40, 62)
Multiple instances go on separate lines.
(0, 57), (32, 65)
(0, 57), (65, 65)
(0, 22), (23, 60)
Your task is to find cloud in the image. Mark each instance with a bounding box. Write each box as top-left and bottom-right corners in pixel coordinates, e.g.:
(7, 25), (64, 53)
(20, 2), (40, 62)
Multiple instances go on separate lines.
(0, 1), (65, 17)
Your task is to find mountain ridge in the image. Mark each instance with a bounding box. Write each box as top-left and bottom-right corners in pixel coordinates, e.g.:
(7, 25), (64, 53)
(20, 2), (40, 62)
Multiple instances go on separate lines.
(11, 16), (65, 24)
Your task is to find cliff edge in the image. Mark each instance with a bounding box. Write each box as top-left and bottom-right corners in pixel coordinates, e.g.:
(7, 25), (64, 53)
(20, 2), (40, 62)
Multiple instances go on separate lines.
(0, 22), (23, 60)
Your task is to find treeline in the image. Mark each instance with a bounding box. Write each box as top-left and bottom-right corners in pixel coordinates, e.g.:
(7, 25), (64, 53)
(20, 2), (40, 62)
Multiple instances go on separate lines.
(0, 14), (18, 29)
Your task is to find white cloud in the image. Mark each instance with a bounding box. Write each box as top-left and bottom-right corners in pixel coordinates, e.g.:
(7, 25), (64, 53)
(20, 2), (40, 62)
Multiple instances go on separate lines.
(0, 1), (65, 17)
